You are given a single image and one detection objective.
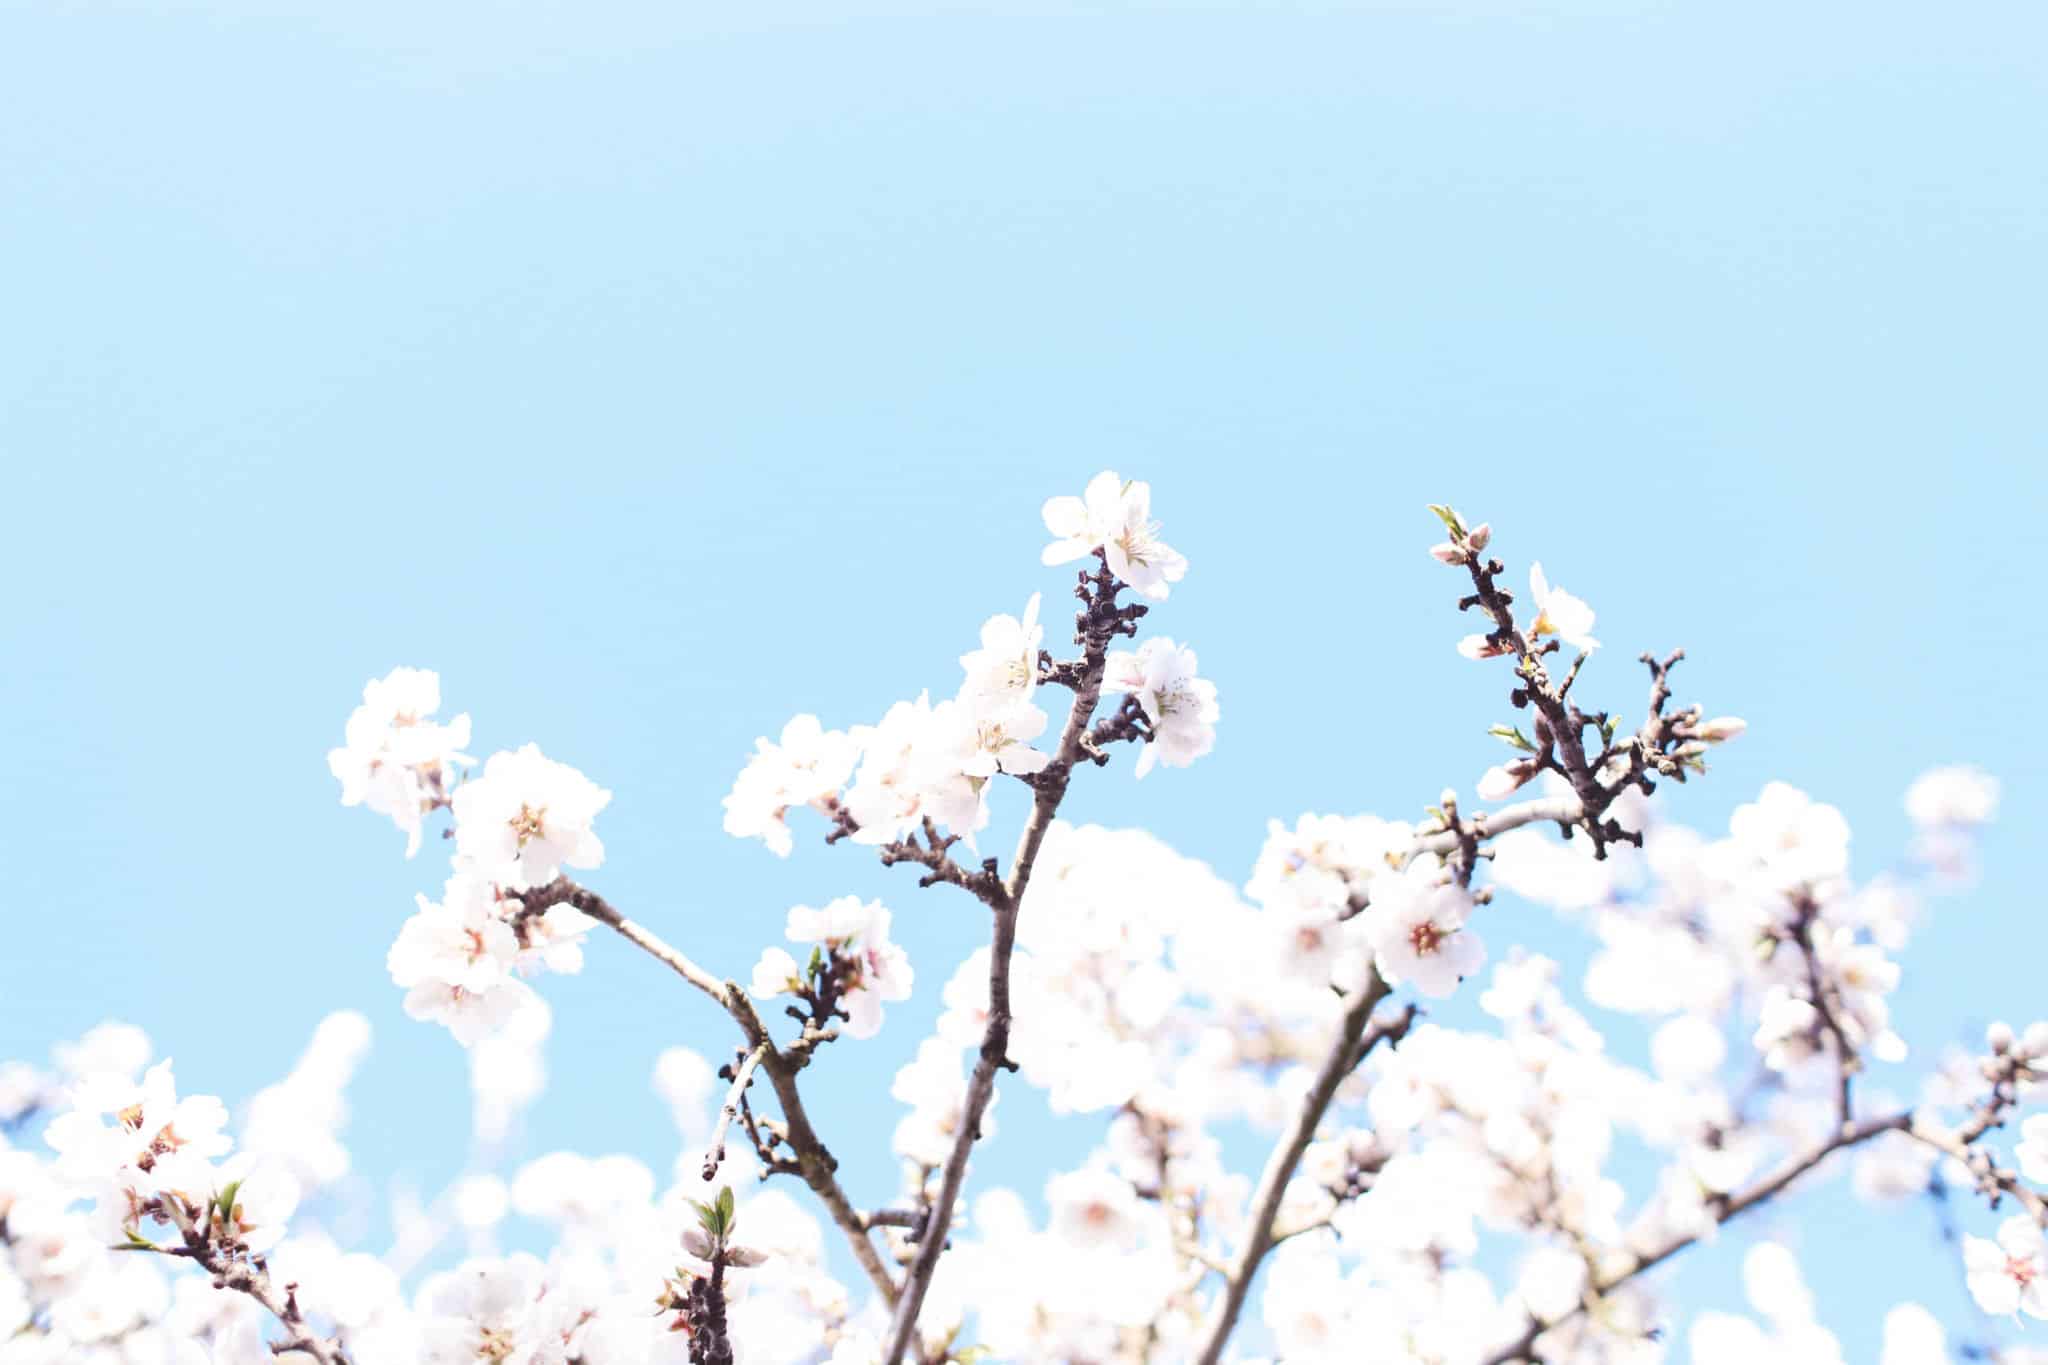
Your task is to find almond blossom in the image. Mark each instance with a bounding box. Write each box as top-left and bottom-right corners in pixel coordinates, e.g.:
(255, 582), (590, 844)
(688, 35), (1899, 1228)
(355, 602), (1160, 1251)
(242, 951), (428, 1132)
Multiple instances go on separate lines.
(326, 666), (472, 857)
(1105, 637), (1219, 777)
(1367, 854), (1487, 998)
(1045, 1167), (1146, 1249)
(721, 714), (860, 857)
(1964, 1215), (2048, 1318)
(44, 1060), (232, 1234)
(785, 897), (914, 1039)
(1526, 561), (1599, 652)
(959, 593), (1044, 707)
(1040, 470), (1187, 599)
(450, 743), (611, 891)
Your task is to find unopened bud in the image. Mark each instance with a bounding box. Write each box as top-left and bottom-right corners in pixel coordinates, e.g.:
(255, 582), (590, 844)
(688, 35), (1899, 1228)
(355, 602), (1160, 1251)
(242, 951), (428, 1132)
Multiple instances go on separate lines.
(1430, 541), (1470, 566)
(1675, 741), (1708, 761)
(1467, 523), (1491, 551)
(1476, 759), (1537, 802)
(1695, 717), (1748, 743)
(1987, 1021), (2015, 1053)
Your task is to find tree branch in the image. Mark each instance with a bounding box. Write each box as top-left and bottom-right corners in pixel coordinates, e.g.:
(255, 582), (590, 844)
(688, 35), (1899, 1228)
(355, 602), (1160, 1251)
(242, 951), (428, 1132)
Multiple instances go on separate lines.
(537, 877), (903, 1309)
(1479, 1111), (1913, 1363)
(1191, 968), (1407, 1365)
(703, 1044), (768, 1183)
(880, 555), (1140, 1364)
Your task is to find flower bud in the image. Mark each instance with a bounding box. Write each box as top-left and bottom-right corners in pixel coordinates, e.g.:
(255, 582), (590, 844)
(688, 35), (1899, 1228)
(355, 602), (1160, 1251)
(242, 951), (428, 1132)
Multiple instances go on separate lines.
(1987, 1021), (2015, 1053)
(1476, 760), (1536, 802)
(1430, 541), (1470, 565)
(1695, 717), (1747, 743)
(1467, 523), (1491, 551)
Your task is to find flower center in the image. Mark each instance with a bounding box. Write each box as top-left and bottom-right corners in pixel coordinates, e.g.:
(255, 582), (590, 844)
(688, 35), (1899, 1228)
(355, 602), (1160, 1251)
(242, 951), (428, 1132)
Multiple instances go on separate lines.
(510, 803), (548, 847)
(1409, 921), (1447, 956)
(2011, 1254), (2040, 1288)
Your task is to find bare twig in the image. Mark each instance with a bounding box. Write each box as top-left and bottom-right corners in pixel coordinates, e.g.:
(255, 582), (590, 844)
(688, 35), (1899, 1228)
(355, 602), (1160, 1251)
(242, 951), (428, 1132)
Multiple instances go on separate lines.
(703, 1044), (768, 1183)
(538, 877), (902, 1308)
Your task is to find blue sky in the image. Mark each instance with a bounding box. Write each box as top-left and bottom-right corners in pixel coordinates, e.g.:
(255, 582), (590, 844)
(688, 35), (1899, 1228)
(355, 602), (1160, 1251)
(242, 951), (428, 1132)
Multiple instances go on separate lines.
(3, 0), (2045, 1357)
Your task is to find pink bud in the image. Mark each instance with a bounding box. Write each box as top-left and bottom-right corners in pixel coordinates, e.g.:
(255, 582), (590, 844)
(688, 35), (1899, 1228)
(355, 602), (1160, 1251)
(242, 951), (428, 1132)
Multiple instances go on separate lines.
(1696, 717), (1747, 743)
(1430, 541), (1469, 565)
(1466, 523), (1491, 551)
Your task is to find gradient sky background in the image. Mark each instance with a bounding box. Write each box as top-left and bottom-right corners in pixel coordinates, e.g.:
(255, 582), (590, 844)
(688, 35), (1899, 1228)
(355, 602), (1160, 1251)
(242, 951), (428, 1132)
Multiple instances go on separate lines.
(3, 1), (2045, 1358)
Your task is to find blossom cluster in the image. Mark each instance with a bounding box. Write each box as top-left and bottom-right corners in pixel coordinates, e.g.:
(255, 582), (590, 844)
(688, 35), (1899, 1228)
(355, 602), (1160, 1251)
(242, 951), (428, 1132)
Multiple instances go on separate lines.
(9, 475), (2042, 1365)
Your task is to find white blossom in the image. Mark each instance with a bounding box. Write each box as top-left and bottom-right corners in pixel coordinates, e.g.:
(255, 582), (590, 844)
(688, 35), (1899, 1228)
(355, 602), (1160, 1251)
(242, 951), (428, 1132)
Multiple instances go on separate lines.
(1367, 855), (1486, 998)
(1527, 562), (1599, 652)
(722, 714), (859, 857)
(1041, 470), (1188, 599)
(327, 666), (473, 857)
(1105, 637), (1218, 777)
(1964, 1215), (2048, 1318)
(1905, 765), (2001, 829)
(451, 744), (611, 891)
(786, 897), (913, 1039)
(960, 594), (1044, 708)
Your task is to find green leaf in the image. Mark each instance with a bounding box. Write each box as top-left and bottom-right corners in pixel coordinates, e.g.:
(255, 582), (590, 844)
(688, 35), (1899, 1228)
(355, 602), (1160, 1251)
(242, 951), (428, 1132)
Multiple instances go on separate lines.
(716, 1185), (735, 1230)
(955, 1348), (994, 1364)
(1487, 724), (1535, 753)
(215, 1179), (243, 1223)
(807, 946), (824, 978)
(1426, 504), (1466, 537)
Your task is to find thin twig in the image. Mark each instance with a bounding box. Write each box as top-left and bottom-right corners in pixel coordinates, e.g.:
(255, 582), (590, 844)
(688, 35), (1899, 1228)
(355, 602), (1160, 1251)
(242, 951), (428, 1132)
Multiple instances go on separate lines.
(548, 878), (902, 1308)
(703, 1044), (768, 1183)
